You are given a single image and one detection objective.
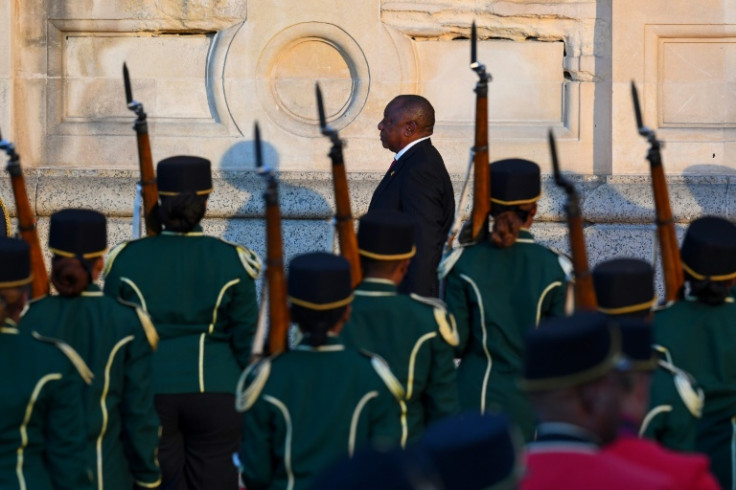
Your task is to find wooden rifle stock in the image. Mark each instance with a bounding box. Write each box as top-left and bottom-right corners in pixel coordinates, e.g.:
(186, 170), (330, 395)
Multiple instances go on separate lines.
(469, 21), (491, 242)
(631, 82), (684, 303)
(0, 132), (50, 298)
(548, 130), (596, 311)
(255, 123), (290, 355)
(316, 84), (362, 287)
(123, 63), (160, 236)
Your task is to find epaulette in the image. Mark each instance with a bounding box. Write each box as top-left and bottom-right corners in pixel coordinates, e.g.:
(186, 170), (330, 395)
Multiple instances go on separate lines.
(409, 293), (459, 346)
(362, 350), (405, 400)
(117, 298), (159, 350)
(220, 239), (262, 280)
(437, 247), (465, 280)
(103, 241), (130, 278)
(31, 331), (94, 385)
(654, 345), (704, 418)
(235, 357), (273, 412)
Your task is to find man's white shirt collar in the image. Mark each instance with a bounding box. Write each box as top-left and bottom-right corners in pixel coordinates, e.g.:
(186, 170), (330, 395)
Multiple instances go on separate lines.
(394, 136), (430, 161)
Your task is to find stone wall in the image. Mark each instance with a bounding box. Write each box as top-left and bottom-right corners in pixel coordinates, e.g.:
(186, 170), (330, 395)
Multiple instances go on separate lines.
(2, 0), (736, 295)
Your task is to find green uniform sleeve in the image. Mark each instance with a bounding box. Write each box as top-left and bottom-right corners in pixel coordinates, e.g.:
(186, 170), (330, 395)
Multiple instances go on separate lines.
(227, 271), (260, 369)
(367, 383), (403, 449)
(44, 364), (94, 490)
(422, 333), (460, 425)
(444, 270), (471, 357)
(121, 325), (161, 487)
(240, 395), (275, 490)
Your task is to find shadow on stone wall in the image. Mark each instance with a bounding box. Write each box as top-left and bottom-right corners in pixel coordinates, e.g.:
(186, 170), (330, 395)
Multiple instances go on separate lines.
(214, 140), (334, 293)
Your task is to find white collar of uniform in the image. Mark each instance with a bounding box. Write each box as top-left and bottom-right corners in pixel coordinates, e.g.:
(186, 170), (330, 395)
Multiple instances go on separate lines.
(394, 136), (430, 161)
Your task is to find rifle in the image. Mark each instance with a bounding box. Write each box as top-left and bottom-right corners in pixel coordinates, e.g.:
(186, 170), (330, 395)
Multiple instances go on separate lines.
(631, 81), (684, 303)
(548, 130), (597, 311)
(315, 83), (362, 288)
(468, 21), (492, 242)
(255, 123), (290, 355)
(123, 63), (160, 236)
(0, 129), (50, 298)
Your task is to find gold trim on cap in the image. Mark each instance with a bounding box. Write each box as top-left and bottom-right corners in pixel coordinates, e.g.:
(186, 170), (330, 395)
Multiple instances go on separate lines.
(50, 247), (107, 260)
(288, 294), (354, 311)
(158, 188), (213, 196)
(597, 297), (656, 315)
(683, 262), (736, 282)
(491, 193), (541, 206)
(0, 274), (33, 288)
(358, 246), (416, 261)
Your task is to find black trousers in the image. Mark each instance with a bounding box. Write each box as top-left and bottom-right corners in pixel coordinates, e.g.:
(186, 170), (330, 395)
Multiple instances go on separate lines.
(156, 393), (242, 490)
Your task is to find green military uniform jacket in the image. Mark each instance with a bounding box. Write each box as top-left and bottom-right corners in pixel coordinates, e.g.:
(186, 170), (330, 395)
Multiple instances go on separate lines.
(237, 336), (404, 490)
(641, 348), (704, 453)
(654, 296), (736, 489)
(0, 320), (93, 490)
(340, 278), (460, 446)
(103, 228), (261, 395)
(21, 285), (160, 490)
(443, 229), (569, 440)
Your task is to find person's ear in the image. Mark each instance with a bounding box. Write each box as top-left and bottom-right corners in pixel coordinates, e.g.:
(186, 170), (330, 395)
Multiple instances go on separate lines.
(404, 120), (417, 137)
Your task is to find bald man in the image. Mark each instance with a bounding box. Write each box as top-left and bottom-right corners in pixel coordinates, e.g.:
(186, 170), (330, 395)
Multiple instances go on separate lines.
(369, 95), (455, 298)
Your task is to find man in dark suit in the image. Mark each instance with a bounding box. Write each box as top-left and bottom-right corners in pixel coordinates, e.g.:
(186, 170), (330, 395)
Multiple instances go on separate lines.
(369, 95), (454, 298)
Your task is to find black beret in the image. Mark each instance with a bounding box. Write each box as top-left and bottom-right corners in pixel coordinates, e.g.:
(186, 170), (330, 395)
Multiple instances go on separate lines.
(288, 252), (353, 311)
(49, 209), (107, 259)
(490, 158), (541, 206)
(358, 210), (415, 260)
(157, 155), (212, 196)
(523, 312), (622, 391)
(0, 237), (32, 287)
(415, 412), (520, 490)
(0, 197), (9, 238)
(618, 318), (657, 371)
(681, 216), (736, 281)
(593, 258), (655, 316)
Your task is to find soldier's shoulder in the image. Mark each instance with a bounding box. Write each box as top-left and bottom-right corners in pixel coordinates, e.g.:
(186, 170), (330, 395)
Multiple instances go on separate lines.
(359, 349), (405, 400)
(114, 298), (159, 350)
(103, 239), (147, 276)
(654, 346), (704, 418)
(409, 293), (459, 346)
(213, 238), (262, 280)
(235, 356), (276, 412)
(30, 331), (94, 384)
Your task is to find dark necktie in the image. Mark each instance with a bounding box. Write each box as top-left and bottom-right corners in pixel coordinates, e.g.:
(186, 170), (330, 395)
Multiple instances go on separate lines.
(388, 159), (397, 176)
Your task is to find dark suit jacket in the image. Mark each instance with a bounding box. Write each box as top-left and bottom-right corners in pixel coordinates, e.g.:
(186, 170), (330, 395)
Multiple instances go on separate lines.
(369, 138), (454, 297)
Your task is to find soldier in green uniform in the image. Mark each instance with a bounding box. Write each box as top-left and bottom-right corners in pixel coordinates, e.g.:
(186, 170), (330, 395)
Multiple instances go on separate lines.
(340, 209), (459, 446)
(653, 216), (736, 488)
(103, 156), (261, 490)
(237, 252), (403, 490)
(0, 237), (94, 490)
(441, 158), (570, 440)
(21, 209), (161, 490)
(593, 258), (704, 452)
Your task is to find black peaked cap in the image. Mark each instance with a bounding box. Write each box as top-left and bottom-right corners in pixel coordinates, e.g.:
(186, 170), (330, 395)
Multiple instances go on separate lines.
(49, 209), (107, 259)
(288, 252), (352, 310)
(157, 155), (212, 196)
(593, 258), (655, 315)
(490, 158), (541, 206)
(618, 318), (656, 371)
(416, 412), (519, 490)
(523, 312), (621, 391)
(358, 210), (416, 260)
(681, 216), (736, 281)
(0, 237), (32, 287)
